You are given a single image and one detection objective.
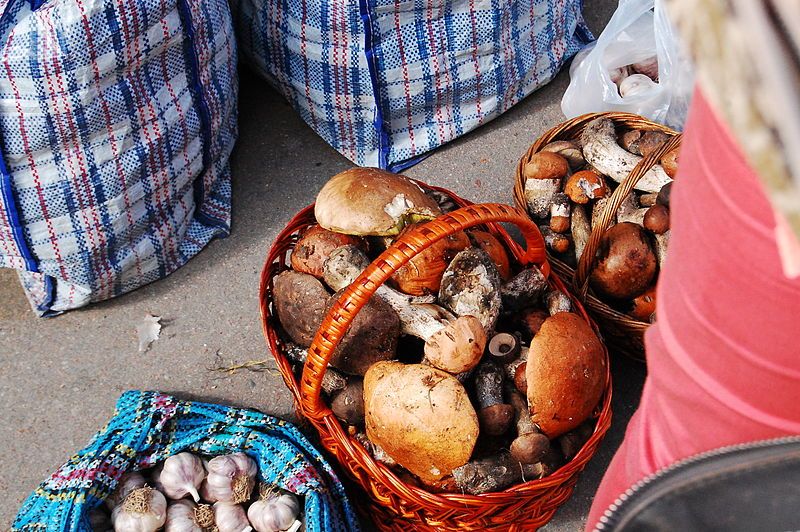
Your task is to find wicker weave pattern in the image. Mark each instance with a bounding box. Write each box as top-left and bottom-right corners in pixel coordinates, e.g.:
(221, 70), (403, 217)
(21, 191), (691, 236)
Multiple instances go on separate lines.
(260, 184), (612, 530)
(513, 112), (681, 360)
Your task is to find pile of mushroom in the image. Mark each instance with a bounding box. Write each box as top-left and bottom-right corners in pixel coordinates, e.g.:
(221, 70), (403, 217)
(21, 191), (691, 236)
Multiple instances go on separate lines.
(523, 117), (677, 322)
(272, 168), (606, 495)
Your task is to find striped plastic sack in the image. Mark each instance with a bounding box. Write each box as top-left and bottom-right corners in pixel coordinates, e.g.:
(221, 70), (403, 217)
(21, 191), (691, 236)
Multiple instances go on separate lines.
(13, 390), (362, 532)
(0, 0), (238, 316)
(232, 0), (591, 169)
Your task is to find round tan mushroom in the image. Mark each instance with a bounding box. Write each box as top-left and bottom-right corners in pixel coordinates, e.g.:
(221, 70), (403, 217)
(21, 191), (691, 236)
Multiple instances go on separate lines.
(526, 313), (605, 438)
(423, 315), (486, 374)
(314, 168), (441, 236)
(364, 361), (479, 482)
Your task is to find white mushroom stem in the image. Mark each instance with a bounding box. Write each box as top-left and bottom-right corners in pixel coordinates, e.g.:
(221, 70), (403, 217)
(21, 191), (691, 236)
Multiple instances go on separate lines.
(653, 230), (670, 271)
(617, 207), (649, 226)
(525, 177), (561, 219)
(324, 246), (449, 339)
(581, 118), (672, 193)
(592, 196), (613, 230)
(616, 192), (640, 221)
(545, 290), (572, 316)
(285, 343), (347, 394)
(570, 204), (591, 261)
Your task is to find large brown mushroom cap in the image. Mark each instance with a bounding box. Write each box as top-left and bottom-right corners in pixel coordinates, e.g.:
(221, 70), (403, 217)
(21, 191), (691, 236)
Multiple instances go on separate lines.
(526, 312), (605, 438)
(364, 361), (479, 482)
(314, 168), (441, 236)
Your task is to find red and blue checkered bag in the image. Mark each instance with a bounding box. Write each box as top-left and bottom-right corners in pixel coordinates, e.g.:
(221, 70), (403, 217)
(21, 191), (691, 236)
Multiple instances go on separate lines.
(0, 0), (237, 316)
(13, 390), (361, 532)
(232, 0), (590, 169)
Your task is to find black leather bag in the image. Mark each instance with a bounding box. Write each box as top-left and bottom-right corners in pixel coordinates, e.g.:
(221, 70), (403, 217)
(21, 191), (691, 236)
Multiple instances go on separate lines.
(594, 437), (800, 531)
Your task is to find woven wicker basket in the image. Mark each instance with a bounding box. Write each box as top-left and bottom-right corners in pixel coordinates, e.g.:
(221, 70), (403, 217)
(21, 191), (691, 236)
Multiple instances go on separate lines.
(260, 182), (612, 530)
(513, 113), (682, 361)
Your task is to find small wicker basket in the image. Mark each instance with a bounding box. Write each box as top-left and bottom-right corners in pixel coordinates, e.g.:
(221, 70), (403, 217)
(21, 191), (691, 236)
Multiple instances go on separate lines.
(260, 182), (612, 530)
(513, 112), (682, 361)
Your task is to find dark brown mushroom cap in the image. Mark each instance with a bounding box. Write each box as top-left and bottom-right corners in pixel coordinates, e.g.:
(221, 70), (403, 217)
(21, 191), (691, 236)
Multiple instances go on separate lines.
(314, 168), (441, 236)
(478, 403), (515, 436)
(325, 288), (400, 375)
(510, 431), (550, 464)
(272, 270), (331, 347)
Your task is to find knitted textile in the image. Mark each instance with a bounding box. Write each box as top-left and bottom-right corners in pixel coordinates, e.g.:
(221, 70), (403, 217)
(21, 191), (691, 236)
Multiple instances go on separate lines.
(0, 0), (238, 315)
(13, 391), (361, 532)
(232, 0), (591, 169)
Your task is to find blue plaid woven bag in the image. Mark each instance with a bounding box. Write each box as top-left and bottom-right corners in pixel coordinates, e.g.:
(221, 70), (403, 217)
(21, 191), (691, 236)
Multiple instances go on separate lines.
(13, 390), (362, 532)
(232, 0), (590, 169)
(0, 0), (238, 316)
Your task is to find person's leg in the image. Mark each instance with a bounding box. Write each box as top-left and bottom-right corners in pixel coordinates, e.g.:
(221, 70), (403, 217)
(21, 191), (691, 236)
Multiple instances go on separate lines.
(586, 88), (800, 529)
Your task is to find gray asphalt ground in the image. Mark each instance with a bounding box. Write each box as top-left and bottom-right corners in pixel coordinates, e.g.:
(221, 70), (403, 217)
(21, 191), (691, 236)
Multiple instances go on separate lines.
(0, 2), (647, 528)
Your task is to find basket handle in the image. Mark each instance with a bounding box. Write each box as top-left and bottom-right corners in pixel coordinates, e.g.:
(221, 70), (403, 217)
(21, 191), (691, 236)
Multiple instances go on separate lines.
(300, 203), (549, 415)
(573, 134), (682, 299)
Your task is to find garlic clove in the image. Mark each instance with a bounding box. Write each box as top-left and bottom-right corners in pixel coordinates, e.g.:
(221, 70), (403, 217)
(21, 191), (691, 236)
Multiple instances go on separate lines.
(106, 471), (147, 510)
(154, 452), (205, 503)
(247, 487), (300, 532)
(111, 486), (167, 532)
(204, 452), (258, 504)
(213, 501), (253, 532)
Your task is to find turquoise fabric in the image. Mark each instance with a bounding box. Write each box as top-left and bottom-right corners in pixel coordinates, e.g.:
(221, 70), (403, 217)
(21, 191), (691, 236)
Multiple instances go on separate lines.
(13, 390), (361, 532)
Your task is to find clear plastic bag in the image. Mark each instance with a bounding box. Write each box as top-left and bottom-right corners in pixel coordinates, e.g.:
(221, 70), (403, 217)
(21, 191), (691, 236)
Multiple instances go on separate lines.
(561, 0), (694, 130)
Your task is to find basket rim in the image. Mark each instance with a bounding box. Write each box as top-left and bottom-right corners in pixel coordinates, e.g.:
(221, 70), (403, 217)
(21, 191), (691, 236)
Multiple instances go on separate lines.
(259, 182), (613, 527)
(512, 112), (680, 358)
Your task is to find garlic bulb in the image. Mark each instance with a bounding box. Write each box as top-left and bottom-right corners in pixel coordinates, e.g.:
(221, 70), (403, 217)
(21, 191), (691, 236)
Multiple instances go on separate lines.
(213, 502), (253, 532)
(608, 64), (631, 85)
(618, 73), (657, 98)
(632, 56), (659, 81)
(165, 500), (216, 532)
(247, 486), (300, 532)
(202, 452), (257, 504)
(106, 471), (147, 510)
(154, 452), (205, 502)
(111, 486), (167, 532)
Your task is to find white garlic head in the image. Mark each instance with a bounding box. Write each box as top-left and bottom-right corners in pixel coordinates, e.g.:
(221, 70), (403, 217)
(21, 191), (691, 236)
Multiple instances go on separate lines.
(165, 499), (216, 532)
(202, 452), (258, 504)
(106, 471), (147, 510)
(154, 452), (205, 502)
(111, 486), (167, 532)
(247, 487), (300, 532)
(618, 73), (657, 98)
(213, 502), (253, 532)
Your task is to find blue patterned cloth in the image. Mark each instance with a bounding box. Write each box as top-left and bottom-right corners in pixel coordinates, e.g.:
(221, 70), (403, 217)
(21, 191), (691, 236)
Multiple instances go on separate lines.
(13, 391), (362, 532)
(0, 0), (238, 315)
(233, 0), (590, 169)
